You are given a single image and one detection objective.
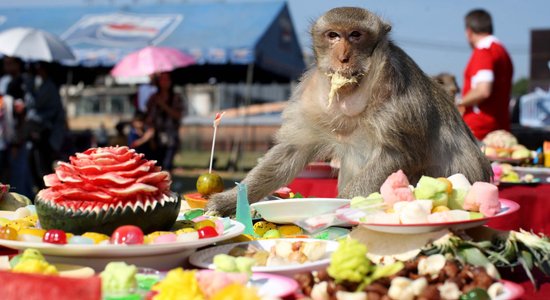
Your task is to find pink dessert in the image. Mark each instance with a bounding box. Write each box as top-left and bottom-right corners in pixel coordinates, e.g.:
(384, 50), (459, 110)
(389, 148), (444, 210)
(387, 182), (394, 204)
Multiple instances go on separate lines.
(463, 182), (501, 217)
(492, 164), (503, 183)
(380, 170), (415, 206)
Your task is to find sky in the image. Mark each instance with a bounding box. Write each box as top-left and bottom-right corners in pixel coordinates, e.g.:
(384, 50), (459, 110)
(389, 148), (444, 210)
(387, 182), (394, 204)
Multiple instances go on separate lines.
(1, 0), (548, 86)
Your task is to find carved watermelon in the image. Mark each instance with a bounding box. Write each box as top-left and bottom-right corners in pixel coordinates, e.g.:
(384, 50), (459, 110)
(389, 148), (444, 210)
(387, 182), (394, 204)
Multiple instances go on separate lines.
(35, 146), (181, 235)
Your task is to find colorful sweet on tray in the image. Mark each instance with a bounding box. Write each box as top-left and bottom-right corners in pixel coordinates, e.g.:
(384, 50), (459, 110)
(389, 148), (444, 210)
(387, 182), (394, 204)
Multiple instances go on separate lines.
(351, 170), (501, 224)
(482, 130), (532, 161)
(9, 248), (58, 276)
(492, 163), (540, 184)
(294, 238), (506, 300)
(216, 240), (328, 268)
(0, 206), (233, 246)
(99, 261), (262, 300)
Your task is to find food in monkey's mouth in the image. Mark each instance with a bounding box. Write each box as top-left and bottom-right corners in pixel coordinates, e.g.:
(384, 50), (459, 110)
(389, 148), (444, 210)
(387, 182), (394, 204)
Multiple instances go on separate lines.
(35, 146), (180, 235)
(326, 72), (360, 107)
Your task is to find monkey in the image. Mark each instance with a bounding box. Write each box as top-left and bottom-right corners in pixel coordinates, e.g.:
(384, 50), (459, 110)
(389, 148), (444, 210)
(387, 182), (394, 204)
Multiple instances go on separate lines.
(433, 72), (460, 98)
(207, 7), (492, 216)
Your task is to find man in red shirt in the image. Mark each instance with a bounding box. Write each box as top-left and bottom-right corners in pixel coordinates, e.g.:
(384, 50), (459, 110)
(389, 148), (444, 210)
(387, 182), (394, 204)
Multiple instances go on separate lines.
(458, 9), (513, 140)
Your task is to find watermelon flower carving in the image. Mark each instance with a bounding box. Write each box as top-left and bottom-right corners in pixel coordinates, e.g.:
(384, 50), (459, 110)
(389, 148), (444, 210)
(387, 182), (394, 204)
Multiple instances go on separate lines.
(36, 146), (181, 235)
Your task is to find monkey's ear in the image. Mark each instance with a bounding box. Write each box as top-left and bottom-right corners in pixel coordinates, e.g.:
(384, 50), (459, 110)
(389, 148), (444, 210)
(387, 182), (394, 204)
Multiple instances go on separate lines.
(383, 22), (392, 34)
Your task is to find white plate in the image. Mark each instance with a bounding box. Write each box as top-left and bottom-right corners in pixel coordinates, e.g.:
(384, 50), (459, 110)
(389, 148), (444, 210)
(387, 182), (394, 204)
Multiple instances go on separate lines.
(0, 220), (244, 271)
(358, 199), (519, 234)
(189, 238), (338, 276)
(251, 198), (350, 224)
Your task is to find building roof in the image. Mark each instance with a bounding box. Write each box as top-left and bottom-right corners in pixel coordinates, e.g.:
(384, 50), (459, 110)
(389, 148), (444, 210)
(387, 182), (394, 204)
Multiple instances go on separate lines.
(0, 1), (305, 80)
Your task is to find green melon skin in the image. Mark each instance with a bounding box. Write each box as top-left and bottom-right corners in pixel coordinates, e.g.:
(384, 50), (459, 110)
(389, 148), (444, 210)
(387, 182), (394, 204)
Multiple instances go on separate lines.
(35, 193), (181, 235)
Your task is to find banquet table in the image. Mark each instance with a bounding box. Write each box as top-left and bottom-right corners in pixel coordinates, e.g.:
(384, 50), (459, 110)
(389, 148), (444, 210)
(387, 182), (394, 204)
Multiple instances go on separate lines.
(1, 179), (549, 299)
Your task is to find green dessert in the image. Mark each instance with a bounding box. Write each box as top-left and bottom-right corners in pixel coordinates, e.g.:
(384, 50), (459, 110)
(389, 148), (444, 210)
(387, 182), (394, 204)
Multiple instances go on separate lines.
(100, 262), (137, 294)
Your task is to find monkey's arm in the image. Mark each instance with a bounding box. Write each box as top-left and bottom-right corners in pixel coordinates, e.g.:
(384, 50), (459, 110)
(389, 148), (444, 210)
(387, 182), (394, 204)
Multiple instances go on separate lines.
(207, 142), (319, 216)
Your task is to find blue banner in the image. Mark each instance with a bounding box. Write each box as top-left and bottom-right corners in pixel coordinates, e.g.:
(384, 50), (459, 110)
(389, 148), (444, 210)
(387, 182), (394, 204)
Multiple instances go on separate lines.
(61, 12), (182, 48)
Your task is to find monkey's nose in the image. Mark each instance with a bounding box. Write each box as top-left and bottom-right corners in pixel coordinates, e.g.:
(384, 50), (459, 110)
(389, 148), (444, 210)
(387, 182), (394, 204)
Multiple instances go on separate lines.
(339, 56), (350, 63)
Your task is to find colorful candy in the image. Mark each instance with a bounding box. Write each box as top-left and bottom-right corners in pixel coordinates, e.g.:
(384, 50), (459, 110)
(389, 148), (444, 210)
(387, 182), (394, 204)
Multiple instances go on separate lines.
(82, 232), (110, 244)
(194, 220), (216, 231)
(278, 225), (302, 236)
(6, 220), (33, 231)
(0, 225), (18, 240)
(43, 229), (67, 244)
(144, 231), (173, 244)
(175, 228), (197, 235)
(0, 217), (9, 226)
(171, 220), (195, 231)
(197, 226), (218, 239)
(176, 232), (199, 242)
(69, 236), (95, 245)
(262, 229), (281, 239)
(111, 225), (144, 245)
(153, 233), (177, 244)
(184, 209), (204, 220)
(253, 221), (277, 236)
(18, 228), (46, 242)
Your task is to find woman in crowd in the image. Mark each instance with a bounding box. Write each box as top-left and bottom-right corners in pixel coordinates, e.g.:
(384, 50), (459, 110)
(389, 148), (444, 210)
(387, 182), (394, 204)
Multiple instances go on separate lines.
(134, 72), (184, 171)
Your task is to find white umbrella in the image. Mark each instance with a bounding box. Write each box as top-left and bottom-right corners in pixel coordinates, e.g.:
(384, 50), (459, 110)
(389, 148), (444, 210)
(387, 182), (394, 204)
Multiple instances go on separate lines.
(0, 27), (75, 62)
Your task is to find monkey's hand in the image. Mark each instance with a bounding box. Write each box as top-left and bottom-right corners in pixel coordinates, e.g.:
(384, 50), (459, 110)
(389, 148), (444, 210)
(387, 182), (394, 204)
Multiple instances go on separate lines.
(206, 188), (239, 216)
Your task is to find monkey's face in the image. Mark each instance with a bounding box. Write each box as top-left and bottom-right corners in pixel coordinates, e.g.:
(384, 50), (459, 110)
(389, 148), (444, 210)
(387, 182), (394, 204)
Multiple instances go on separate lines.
(311, 7), (391, 80)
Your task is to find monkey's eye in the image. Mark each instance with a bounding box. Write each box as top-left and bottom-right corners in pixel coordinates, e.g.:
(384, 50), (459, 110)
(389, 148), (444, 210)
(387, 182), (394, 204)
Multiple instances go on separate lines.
(349, 31), (362, 40)
(327, 32), (340, 39)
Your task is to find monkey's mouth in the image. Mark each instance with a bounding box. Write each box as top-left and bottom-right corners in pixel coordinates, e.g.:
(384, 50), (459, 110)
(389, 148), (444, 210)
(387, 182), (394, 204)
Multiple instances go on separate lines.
(325, 72), (362, 108)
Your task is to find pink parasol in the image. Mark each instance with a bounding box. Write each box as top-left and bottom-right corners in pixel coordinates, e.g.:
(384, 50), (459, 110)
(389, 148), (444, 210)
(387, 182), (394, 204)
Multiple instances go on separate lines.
(110, 46), (195, 77)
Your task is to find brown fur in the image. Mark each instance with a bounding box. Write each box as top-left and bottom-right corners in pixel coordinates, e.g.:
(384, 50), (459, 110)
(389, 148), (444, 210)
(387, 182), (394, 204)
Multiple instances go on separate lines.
(207, 7), (492, 216)
(433, 73), (460, 97)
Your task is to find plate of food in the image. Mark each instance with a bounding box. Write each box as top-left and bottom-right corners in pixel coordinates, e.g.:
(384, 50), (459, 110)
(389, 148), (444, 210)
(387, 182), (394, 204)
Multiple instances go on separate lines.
(189, 238), (338, 276)
(0, 219), (244, 257)
(0, 219), (244, 271)
(294, 240), (524, 300)
(250, 198), (350, 224)
(356, 199), (519, 234)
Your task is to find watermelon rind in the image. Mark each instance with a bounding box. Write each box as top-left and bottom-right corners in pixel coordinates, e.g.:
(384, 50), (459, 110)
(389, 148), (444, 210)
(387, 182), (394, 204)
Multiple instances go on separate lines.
(35, 192), (181, 235)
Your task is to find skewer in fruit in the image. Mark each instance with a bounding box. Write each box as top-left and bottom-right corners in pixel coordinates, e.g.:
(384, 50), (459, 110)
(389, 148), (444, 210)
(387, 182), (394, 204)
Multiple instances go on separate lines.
(196, 112), (225, 197)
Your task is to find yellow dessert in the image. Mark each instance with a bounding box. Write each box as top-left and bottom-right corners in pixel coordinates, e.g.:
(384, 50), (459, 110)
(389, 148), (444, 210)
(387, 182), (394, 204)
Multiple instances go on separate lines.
(211, 283), (260, 300)
(152, 268), (204, 300)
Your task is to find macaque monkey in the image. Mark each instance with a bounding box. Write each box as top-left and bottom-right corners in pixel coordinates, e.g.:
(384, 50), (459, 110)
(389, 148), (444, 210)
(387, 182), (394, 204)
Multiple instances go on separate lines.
(207, 7), (492, 216)
(433, 72), (460, 97)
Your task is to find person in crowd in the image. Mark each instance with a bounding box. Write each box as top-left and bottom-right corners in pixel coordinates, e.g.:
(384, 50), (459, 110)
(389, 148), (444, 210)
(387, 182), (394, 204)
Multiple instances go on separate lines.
(145, 72), (184, 171)
(128, 111), (153, 157)
(136, 75), (157, 113)
(457, 9), (513, 140)
(95, 122), (109, 147)
(22, 62), (67, 190)
(0, 57), (34, 198)
(109, 122), (128, 147)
